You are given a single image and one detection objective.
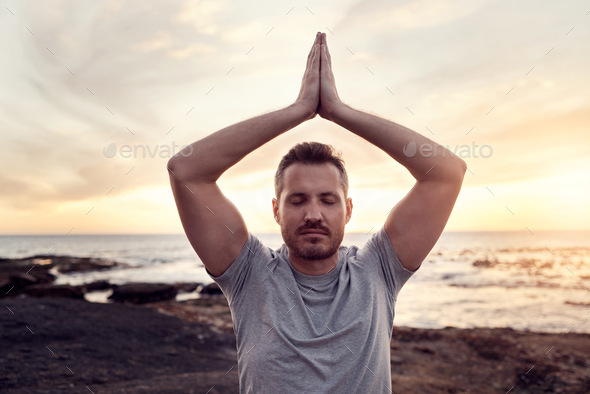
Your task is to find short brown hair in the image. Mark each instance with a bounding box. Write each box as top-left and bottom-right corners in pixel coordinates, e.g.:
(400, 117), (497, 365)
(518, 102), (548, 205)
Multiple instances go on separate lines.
(274, 142), (348, 198)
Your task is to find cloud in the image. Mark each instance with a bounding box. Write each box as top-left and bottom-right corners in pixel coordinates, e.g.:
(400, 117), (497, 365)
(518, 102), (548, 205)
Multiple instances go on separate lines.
(176, 0), (230, 36)
(336, 0), (491, 32)
(463, 106), (590, 185)
(2, 0), (589, 233)
(167, 43), (216, 58)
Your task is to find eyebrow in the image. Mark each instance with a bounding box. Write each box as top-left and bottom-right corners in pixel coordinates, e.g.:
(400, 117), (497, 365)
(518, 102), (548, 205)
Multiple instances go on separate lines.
(286, 192), (340, 199)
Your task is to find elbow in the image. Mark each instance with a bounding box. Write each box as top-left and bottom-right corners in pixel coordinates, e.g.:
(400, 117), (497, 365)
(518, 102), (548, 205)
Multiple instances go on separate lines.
(438, 156), (467, 186)
(166, 154), (184, 181)
(166, 144), (196, 182)
(451, 156), (467, 185)
(166, 143), (216, 183)
(457, 156), (467, 177)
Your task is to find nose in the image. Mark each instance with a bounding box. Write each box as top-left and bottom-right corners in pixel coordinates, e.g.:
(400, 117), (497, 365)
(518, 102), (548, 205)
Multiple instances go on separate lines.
(304, 201), (323, 223)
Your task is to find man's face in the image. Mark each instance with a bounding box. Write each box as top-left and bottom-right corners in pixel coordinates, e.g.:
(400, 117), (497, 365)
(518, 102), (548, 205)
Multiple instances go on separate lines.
(273, 163), (352, 261)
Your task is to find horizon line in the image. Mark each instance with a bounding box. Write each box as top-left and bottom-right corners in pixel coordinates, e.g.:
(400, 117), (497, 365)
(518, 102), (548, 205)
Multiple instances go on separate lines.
(1, 229), (589, 236)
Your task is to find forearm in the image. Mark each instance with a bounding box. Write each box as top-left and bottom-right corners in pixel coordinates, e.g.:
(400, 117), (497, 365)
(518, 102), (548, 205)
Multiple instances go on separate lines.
(168, 103), (311, 183)
(331, 104), (466, 182)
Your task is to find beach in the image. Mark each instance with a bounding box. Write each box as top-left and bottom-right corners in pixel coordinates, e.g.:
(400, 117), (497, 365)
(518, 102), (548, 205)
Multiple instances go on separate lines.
(2, 295), (589, 393)
(1, 254), (589, 393)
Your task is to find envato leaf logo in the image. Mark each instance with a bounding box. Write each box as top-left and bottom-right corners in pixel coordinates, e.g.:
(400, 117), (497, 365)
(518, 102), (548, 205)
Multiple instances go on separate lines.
(103, 142), (117, 158)
(402, 141), (417, 157)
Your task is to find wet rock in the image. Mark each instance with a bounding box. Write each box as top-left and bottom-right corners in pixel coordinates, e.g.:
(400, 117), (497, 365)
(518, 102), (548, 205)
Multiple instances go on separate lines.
(174, 282), (201, 293)
(0, 255), (120, 274)
(0, 272), (55, 297)
(24, 269), (56, 284)
(458, 330), (515, 361)
(200, 282), (223, 295)
(0, 275), (10, 288)
(3, 272), (38, 287)
(109, 283), (177, 304)
(23, 284), (84, 299)
(82, 280), (113, 292)
(0, 297), (237, 391)
(515, 363), (561, 392)
(50, 256), (118, 273)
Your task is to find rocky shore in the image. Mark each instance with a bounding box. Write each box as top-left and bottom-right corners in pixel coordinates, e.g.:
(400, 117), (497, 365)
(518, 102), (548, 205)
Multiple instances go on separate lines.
(2, 256), (589, 393)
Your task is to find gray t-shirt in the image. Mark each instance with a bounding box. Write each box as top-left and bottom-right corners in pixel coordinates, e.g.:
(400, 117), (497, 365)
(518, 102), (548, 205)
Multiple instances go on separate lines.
(209, 227), (415, 393)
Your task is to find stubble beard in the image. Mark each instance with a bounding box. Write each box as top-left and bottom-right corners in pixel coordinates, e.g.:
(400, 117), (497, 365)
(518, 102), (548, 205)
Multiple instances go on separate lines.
(282, 223), (344, 261)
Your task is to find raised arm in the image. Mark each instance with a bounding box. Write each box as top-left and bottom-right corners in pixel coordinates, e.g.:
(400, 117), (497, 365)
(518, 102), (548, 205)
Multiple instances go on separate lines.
(168, 33), (322, 277)
(317, 33), (466, 271)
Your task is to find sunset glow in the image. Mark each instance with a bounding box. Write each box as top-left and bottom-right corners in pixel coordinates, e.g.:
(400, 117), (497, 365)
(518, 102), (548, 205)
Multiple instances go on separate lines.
(1, 0), (589, 234)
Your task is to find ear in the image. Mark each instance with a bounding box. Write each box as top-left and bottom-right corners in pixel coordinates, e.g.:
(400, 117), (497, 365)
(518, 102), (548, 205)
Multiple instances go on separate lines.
(272, 197), (280, 224)
(345, 197), (353, 224)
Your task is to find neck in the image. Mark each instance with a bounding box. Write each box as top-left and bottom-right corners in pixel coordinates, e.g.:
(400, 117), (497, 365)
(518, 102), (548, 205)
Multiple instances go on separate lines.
(287, 250), (339, 276)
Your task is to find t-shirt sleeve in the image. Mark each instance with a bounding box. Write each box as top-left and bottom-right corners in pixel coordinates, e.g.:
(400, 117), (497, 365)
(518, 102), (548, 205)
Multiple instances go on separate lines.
(206, 233), (269, 305)
(359, 226), (417, 301)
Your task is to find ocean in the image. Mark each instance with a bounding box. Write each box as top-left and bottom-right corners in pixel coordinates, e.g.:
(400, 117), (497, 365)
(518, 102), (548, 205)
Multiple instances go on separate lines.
(1, 230), (589, 334)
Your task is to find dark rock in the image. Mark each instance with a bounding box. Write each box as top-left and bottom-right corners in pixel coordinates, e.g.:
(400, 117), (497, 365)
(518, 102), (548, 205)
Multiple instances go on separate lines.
(174, 282), (201, 293)
(0, 297), (237, 391)
(0, 277), (14, 296)
(0, 254), (120, 274)
(458, 330), (514, 361)
(0, 275), (10, 289)
(414, 346), (435, 354)
(23, 284), (84, 299)
(0, 269), (57, 297)
(1, 272), (36, 297)
(51, 256), (118, 273)
(4, 272), (38, 287)
(200, 282), (223, 295)
(25, 269), (56, 284)
(82, 280), (113, 292)
(109, 283), (178, 304)
(515, 363), (561, 391)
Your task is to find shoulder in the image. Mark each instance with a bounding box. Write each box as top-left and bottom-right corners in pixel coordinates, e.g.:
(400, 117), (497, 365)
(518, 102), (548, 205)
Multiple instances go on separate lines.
(208, 233), (276, 291)
(356, 227), (417, 276)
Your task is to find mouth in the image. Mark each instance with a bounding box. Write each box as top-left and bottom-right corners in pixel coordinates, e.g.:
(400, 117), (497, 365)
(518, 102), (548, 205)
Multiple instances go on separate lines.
(300, 230), (328, 236)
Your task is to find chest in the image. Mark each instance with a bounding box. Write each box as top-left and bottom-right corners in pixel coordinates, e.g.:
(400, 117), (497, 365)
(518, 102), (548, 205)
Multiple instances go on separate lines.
(233, 264), (393, 348)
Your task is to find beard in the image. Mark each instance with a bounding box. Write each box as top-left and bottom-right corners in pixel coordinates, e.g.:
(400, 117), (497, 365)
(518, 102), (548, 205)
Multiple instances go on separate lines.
(281, 222), (344, 261)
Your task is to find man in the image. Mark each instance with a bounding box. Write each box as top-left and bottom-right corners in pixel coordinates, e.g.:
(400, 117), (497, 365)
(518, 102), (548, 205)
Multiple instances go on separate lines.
(168, 32), (465, 393)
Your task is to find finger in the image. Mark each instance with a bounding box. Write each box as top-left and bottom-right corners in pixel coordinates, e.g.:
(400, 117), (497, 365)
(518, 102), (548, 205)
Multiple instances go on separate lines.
(321, 43), (331, 69)
(318, 35), (331, 67)
(322, 33), (332, 64)
(311, 32), (320, 51)
(306, 37), (318, 68)
(306, 41), (319, 72)
(306, 32), (321, 63)
(320, 45), (327, 76)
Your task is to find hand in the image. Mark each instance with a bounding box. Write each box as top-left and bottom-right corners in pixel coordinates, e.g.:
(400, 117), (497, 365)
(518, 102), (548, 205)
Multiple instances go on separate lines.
(318, 33), (344, 121)
(294, 32), (321, 120)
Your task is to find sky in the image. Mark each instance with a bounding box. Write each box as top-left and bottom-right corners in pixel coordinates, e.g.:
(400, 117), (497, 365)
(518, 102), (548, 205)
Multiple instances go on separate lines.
(0, 0), (589, 235)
